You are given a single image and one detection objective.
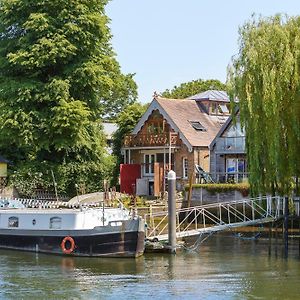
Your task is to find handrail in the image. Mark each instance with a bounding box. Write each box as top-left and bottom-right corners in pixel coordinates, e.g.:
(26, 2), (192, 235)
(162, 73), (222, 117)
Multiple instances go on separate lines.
(145, 196), (288, 240)
(147, 195), (276, 217)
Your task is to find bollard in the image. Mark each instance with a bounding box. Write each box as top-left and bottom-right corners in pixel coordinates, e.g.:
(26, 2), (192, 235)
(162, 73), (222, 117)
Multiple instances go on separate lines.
(168, 170), (177, 254)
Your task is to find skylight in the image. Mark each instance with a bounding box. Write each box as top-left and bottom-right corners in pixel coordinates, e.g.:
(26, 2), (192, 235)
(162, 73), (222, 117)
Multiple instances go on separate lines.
(189, 121), (206, 131)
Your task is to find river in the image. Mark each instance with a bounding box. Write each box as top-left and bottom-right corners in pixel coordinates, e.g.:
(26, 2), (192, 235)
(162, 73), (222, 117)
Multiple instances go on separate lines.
(0, 233), (299, 299)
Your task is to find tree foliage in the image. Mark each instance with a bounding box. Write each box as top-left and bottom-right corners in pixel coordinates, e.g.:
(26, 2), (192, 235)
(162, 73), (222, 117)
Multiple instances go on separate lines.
(161, 79), (227, 99)
(228, 15), (300, 196)
(111, 102), (148, 185)
(0, 0), (137, 196)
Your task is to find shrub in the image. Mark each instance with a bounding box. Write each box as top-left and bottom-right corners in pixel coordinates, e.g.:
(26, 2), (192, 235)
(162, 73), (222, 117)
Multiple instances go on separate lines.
(185, 183), (250, 197)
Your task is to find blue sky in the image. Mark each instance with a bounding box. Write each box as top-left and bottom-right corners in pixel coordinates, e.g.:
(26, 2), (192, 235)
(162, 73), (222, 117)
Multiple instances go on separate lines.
(106, 0), (300, 102)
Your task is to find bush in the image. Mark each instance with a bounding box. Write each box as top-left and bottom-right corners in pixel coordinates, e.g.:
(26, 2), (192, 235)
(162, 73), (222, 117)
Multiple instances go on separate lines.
(8, 157), (115, 198)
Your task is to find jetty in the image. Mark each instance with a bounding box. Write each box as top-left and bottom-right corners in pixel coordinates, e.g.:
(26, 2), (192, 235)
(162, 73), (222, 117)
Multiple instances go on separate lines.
(144, 196), (298, 241)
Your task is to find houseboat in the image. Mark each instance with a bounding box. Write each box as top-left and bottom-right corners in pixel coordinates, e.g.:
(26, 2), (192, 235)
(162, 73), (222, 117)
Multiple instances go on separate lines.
(0, 198), (145, 257)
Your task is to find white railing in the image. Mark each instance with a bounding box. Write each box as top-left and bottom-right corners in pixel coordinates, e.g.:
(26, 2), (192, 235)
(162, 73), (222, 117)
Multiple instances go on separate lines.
(0, 196), (105, 209)
(144, 196), (290, 240)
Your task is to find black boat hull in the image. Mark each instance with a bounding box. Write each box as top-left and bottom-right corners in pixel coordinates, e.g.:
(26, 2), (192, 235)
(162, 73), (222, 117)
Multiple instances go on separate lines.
(0, 219), (145, 257)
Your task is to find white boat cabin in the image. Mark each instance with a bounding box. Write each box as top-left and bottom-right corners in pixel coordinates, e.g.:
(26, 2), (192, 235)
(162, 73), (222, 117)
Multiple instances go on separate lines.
(0, 208), (130, 230)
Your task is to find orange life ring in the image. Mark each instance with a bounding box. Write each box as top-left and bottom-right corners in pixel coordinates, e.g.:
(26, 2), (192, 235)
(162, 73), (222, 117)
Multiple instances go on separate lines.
(61, 236), (76, 254)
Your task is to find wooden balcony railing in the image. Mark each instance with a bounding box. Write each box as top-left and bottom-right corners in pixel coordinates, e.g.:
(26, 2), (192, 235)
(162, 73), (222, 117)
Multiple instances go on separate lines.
(123, 133), (180, 148)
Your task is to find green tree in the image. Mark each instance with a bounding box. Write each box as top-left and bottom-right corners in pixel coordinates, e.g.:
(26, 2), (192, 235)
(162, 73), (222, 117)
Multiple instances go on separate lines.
(0, 0), (137, 196)
(228, 15), (300, 196)
(161, 79), (226, 99)
(111, 102), (148, 186)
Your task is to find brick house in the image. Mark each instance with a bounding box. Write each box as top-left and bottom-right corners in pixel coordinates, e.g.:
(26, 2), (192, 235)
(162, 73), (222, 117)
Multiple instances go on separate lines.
(120, 90), (230, 196)
(209, 109), (247, 183)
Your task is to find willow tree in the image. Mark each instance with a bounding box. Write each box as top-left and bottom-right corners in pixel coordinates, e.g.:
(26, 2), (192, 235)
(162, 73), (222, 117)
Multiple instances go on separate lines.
(0, 0), (137, 196)
(228, 15), (300, 196)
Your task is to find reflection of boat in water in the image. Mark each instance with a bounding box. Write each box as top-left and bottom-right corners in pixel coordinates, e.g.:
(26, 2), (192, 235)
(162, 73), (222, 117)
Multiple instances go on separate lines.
(0, 198), (145, 257)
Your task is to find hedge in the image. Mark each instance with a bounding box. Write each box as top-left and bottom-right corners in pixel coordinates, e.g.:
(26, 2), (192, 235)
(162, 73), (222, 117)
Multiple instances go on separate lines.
(185, 183), (250, 196)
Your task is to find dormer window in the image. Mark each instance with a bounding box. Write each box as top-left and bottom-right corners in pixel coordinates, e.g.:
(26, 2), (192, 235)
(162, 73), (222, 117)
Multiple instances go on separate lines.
(189, 121), (206, 131)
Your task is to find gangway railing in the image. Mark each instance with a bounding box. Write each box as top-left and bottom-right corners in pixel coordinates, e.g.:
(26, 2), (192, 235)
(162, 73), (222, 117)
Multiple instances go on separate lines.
(144, 196), (288, 241)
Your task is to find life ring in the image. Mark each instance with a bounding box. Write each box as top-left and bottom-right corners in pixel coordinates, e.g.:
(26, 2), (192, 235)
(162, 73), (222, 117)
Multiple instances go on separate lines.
(61, 236), (76, 254)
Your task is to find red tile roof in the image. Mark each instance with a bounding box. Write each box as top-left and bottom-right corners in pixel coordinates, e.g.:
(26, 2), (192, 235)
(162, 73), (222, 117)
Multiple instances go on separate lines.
(156, 97), (225, 147)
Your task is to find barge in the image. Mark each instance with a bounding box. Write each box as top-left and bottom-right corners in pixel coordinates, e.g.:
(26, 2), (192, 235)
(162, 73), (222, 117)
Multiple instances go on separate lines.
(0, 199), (145, 257)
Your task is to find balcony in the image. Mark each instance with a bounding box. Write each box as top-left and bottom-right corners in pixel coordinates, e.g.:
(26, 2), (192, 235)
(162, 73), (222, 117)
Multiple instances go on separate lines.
(123, 132), (180, 148)
(208, 172), (249, 183)
(215, 136), (246, 153)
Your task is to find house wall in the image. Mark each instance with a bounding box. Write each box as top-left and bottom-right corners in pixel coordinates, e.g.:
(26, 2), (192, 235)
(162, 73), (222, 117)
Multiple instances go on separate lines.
(209, 114), (247, 182)
(194, 148), (210, 172)
(174, 144), (193, 178)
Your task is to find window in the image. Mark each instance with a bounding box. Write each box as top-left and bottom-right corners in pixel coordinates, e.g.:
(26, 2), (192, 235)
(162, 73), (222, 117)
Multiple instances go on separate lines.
(189, 121), (206, 131)
(219, 104), (229, 114)
(8, 216), (19, 228)
(183, 158), (188, 179)
(50, 217), (62, 229)
(144, 154), (155, 175)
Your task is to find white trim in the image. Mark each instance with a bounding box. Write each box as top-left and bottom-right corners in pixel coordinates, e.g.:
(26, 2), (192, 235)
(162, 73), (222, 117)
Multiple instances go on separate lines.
(132, 99), (193, 151)
(144, 153), (155, 176)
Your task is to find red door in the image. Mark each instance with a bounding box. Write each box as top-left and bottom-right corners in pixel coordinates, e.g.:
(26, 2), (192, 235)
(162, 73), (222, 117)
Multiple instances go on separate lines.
(120, 164), (141, 195)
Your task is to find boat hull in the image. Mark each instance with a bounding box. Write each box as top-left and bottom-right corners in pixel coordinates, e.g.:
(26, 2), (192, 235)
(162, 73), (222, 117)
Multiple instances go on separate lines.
(0, 218), (145, 257)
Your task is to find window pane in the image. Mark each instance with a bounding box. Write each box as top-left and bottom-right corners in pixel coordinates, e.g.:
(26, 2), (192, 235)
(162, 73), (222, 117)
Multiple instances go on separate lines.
(50, 217), (62, 229)
(145, 155), (149, 173)
(8, 217), (18, 228)
(150, 155), (155, 173)
(183, 158), (188, 178)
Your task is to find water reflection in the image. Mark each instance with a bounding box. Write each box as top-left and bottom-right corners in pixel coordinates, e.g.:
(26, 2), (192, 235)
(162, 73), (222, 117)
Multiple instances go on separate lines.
(0, 234), (299, 299)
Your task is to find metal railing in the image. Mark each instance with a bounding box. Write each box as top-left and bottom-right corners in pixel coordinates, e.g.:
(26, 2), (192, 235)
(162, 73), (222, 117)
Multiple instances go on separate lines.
(0, 196), (106, 209)
(207, 171), (249, 183)
(144, 196), (289, 241)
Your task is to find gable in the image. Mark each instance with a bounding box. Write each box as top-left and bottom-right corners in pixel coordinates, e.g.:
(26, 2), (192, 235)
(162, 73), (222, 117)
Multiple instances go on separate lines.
(132, 99), (193, 151)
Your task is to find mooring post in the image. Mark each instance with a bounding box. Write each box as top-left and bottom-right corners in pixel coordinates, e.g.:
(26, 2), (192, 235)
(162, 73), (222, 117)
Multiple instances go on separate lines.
(284, 196), (289, 258)
(168, 170), (177, 254)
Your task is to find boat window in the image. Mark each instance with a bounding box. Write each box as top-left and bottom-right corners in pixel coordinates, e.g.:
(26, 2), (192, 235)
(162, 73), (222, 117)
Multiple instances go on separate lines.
(50, 217), (62, 229)
(8, 216), (19, 228)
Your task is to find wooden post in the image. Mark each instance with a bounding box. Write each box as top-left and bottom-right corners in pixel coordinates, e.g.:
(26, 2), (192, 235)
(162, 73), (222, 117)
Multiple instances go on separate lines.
(268, 222), (272, 256)
(169, 132), (172, 171)
(284, 196), (289, 258)
(51, 170), (58, 202)
(187, 171), (194, 208)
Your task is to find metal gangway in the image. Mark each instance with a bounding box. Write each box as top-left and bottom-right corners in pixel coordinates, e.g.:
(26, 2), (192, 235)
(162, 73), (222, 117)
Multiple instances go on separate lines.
(145, 196), (295, 241)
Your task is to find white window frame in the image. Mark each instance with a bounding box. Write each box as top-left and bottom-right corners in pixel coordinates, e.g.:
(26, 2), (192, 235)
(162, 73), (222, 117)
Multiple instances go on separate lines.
(144, 154), (155, 175)
(183, 157), (188, 179)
